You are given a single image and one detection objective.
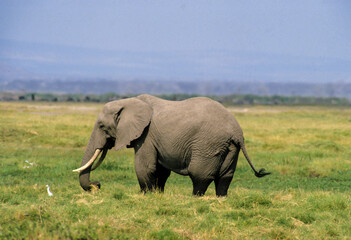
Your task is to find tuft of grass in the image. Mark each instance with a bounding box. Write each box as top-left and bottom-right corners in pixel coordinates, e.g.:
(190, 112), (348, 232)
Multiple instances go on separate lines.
(149, 229), (186, 240)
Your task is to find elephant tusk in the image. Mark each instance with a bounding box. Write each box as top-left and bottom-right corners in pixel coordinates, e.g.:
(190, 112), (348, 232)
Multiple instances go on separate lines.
(73, 149), (101, 172)
(91, 149), (107, 171)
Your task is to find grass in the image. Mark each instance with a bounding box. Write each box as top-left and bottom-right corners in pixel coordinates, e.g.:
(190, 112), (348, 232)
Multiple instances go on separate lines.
(1, 102), (351, 239)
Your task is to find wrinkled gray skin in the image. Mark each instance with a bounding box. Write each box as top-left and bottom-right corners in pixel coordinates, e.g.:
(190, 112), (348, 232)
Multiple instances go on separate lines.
(78, 94), (270, 196)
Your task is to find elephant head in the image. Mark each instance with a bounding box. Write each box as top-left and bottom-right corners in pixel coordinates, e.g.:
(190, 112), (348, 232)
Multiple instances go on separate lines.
(73, 98), (153, 191)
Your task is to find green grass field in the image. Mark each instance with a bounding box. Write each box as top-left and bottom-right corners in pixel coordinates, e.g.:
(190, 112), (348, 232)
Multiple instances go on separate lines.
(1, 101), (351, 239)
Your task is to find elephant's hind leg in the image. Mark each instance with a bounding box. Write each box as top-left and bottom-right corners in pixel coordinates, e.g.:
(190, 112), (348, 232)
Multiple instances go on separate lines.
(214, 176), (233, 197)
(191, 177), (213, 196)
(188, 156), (216, 196)
(214, 146), (239, 197)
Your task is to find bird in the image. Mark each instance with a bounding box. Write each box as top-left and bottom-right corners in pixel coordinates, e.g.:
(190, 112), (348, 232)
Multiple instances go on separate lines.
(46, 184), (54, 196)
(25, 160), (36, 167)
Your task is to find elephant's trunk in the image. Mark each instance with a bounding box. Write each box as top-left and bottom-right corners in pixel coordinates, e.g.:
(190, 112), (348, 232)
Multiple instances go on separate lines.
(79, 166), (100, 191)
(78, 137), (102, 191)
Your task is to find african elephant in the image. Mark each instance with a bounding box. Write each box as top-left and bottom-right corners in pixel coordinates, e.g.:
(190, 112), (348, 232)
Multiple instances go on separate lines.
(73, 94), (270, 196)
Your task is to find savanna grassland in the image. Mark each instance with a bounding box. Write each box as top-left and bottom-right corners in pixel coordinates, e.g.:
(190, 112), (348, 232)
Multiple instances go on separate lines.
(1, 101), (351, 239)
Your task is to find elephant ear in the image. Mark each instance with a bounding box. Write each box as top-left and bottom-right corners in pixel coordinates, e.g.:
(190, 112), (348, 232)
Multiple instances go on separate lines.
(113, 98), (153, 150)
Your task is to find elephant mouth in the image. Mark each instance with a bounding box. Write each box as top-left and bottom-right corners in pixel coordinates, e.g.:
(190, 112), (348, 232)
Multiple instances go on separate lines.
(73, 148), (108, 172)
(105, 137), (116, 149)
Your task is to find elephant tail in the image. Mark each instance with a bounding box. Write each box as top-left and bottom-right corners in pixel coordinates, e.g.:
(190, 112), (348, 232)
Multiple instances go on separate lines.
(237, 139), (271, 178)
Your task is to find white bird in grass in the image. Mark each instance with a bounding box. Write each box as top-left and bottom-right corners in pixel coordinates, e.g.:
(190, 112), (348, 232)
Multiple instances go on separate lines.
(24, 160), (36, 168)
(46, 184), (54, 196)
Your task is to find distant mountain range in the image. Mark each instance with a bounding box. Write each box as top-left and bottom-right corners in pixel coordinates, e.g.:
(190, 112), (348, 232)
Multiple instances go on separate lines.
(1, 39), (351, 99)
(1, 79), (350, 100)
(1, 39), (351, 83)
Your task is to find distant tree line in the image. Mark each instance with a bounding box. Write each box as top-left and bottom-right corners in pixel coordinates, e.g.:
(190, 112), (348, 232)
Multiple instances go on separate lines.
(0, 92), (349, 106)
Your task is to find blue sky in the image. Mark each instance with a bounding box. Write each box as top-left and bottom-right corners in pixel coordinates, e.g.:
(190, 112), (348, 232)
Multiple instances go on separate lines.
(1, 0), (351, 82)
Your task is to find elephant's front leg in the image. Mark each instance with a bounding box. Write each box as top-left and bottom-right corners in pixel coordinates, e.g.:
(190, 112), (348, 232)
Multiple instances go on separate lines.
(155, 162), (171, 192)
(134, 142), (158, 193)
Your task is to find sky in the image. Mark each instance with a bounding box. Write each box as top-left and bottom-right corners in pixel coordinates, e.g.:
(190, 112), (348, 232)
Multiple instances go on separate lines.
(0, 0), (351, 82)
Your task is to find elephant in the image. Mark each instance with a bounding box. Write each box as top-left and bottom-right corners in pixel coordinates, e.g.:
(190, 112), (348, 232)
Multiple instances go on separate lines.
(73, 94), (270, 196)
